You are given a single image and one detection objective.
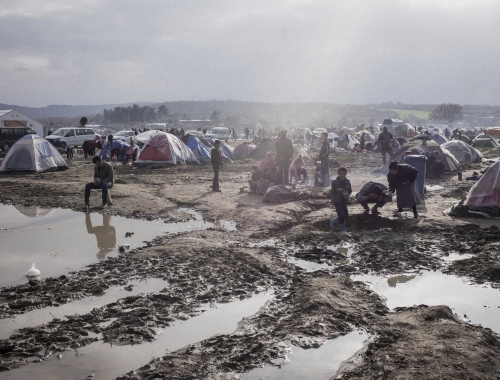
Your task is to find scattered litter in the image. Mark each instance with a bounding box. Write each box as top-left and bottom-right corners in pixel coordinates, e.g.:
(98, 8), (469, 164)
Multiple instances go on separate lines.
(125, 232), (134, 237)
(426, 185), (444, 192)
(26, 263), (41, 277)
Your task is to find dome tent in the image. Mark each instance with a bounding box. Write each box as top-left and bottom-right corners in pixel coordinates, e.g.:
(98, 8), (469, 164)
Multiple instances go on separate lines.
(181, 134), (212, 162)
(441, 140), (483, 164)
(0, 135), (68, 173)
(250, 137), (275, 160)
(203, 138), (235, 162)
(464, 161), (500, 207)
(137, 131), (198, 164)
(233, 142), (256, 159)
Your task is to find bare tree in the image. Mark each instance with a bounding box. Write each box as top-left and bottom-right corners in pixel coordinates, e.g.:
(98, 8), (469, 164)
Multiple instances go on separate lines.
(429, 103), (463, 124)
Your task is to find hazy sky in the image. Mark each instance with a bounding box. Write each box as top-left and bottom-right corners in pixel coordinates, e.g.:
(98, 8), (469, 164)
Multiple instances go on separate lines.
(1, 0), (499, 107)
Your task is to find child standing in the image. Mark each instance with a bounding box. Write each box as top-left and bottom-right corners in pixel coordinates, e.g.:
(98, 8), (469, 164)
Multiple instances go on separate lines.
(211, 140), (223, 192)
(330, 167), (352, 233)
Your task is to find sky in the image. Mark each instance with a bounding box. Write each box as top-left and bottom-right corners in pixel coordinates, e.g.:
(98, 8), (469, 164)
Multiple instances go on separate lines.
(1, 0), (499, 107)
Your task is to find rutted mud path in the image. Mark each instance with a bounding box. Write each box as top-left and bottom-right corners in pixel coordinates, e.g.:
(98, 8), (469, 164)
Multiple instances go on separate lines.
(1, 153), (500, 379)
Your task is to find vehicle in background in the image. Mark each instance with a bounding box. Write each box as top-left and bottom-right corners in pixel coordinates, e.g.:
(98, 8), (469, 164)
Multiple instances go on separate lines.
(205, 127), (231, 142)
(45, 127), (96, 149)
(382, 119), (404, 133)
(0, 126), (37, 152)
(313, 128), (328, 135)
(113, 130), (136, 142)
(184, 130), (205, 138)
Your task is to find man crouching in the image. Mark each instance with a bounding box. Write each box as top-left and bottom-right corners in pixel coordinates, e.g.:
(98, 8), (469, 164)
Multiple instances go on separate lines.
(84, 156), (114, 211)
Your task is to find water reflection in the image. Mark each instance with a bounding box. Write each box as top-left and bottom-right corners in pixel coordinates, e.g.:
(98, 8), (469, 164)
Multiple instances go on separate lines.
(13, 204), (52, 218)
(85, 213), (116, 260)
(387, 274), (417, 288)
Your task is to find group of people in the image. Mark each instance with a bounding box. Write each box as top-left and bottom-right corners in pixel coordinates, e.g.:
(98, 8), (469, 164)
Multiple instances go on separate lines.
(329, 160), (420, 233)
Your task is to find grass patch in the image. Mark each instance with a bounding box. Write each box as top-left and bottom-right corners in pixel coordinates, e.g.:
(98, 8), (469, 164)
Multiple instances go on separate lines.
(115, 178), (128, 184)
(378, 108), (430, 120)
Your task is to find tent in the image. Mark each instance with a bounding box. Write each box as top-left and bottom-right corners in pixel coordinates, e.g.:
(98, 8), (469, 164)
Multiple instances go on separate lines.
(377, 139), (459, 172)
(474, 134), (500, 147)
(137, 132), (198, 164)
(101, 140), (130, 160)
(441, 140), (483, 164)
(181, 134), (212, 162)
(233, 142), (256, 159)
(251, 137), (275, 160)
(485, 128), (500, 139)
(0, 134), (68, 173)
(430, 133), (448, 145)
(14, 204), (52, 217)
(203, 138), (235, 162)
(464, 161), (500, 206)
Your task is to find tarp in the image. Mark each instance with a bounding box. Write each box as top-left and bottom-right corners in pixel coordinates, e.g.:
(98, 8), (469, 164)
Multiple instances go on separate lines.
(441, 140), (483, 164)
(137, 132), (198, 164)
(293, 144), (308, 157)
(233, 142), (256, 159)
(464, 161), (500, 206)
(250, 137), (275, 160)
(263, 184), (310, 203)
(377, 140), (459, 172)
(181, 134), (212, 162)
(0, 134), (68, 173)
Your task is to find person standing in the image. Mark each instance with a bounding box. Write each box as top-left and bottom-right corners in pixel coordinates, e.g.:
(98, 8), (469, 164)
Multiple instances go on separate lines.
(378, 126), (394, 165)
(244, 127), (250, 140)
(359, 132), (366, 150)
(330, 167), (352, 233)
(84, 156), (114, 211)
(318, 132), (330, 185)
(211, 140), (223, 192)
(387, 161), (420, 218)
(274, 130), (294, 184)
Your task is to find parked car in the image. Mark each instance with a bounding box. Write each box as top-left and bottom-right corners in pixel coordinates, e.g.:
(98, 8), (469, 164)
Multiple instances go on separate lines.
(0, 126), (37, 152)
(205, 127), (231, 142)
(45, 127), (97, 149)
(184, 130), (205, 138)
(113, 130), (136, 142)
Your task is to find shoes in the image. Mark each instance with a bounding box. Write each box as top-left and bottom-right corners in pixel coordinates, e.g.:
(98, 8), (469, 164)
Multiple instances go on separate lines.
(106, 193), (113, 206)
(362, 209), (370, 215)
(372, 209), (380, 215)
(330, 217), (339, 230)
(97, 204), (107, 210)
(340, 223), (346, 233)
(413, 214), (419, 219)
(83, 204), (90, 212)
(212, 189), (221, 192)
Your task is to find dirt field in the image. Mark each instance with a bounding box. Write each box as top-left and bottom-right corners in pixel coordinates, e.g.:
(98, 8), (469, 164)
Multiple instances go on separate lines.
(1, 146), (500, 379)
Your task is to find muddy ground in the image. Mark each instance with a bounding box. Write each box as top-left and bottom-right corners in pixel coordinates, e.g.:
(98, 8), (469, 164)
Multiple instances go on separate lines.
(1, 146), (500, 379)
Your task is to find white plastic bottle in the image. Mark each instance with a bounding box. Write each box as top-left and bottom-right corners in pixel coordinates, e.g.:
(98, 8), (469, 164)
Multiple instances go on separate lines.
(397, 212), (408, 218)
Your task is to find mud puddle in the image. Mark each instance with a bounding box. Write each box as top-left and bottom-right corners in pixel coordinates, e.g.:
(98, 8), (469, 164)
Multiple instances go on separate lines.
(353, 271), (500, 333)
(240, 331), (369, 380)
(0, 278), (168, 340)
(1, 292), (274, 380)
(0, 204), (235, 288)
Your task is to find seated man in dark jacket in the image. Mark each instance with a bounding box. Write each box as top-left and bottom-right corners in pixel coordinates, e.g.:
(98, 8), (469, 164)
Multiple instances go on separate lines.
(427, 150), (445, 178)
(356, 181), (391, 215)
(248, 165), (262, 193)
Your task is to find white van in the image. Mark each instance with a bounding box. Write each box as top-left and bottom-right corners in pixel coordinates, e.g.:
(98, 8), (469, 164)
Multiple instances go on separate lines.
(45, 127), (96, 149)
(205, 127), (231, 142)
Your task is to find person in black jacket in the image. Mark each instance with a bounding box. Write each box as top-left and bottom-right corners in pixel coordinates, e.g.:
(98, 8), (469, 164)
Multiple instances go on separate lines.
(330, 167), (352, 233)
(211, 140), (223, 192)
(274, 130), (294, 184)
(387, 161), (420, 218)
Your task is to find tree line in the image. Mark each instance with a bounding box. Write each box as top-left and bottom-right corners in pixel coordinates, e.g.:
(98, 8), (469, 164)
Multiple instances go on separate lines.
(103, 104), (169, 123)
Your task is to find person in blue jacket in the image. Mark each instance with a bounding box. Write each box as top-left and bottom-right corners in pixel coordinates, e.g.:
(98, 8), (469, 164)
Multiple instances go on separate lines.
(330, 167), (352, 233)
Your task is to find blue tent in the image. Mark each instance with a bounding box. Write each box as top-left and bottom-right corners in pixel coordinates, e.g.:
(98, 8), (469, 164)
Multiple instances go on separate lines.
(182, 135), (212, 162)
(102, 140), (129, 160)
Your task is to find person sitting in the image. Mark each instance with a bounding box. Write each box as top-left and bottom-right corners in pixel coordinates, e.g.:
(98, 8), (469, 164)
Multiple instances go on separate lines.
(353, 143), (364, 153)
(84, 156), (114, 211)
(289, 155), (307, 183)
(427, 150), (444, 178)
(248, 165), (262, 193)
(356, 181), (390, 215)
(259, 151), (278, 174)
(257, 166), (277, 194)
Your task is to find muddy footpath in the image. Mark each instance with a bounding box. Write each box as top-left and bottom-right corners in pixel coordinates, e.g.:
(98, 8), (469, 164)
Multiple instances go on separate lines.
(1, 148), (500, 379)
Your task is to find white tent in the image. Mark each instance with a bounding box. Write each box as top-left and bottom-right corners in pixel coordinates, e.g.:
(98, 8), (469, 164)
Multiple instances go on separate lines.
(0, 109), (43, 136)
(441, 140), (483, 164)
(0, 135), (68, 173)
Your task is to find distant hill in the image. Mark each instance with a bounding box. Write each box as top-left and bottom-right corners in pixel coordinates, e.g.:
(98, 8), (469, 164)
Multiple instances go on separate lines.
(0, 102), (154, 119)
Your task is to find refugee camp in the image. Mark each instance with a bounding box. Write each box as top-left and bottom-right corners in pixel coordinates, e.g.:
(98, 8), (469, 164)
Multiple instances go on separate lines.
(1, 1), (500, 379)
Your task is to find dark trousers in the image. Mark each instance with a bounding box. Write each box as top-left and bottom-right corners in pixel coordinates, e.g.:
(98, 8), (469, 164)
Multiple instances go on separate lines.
(277, 160), (290, 184)
(85, 182), (113, 204)
(430, 162), (445, 177)
(359, 200), (386, 211)
(290, 168), (307, 182)
(333, 198), (349, 224)
(212, 165), (220, 190)
(381, 147), (393, 165)
(320, 156), (329, 175)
